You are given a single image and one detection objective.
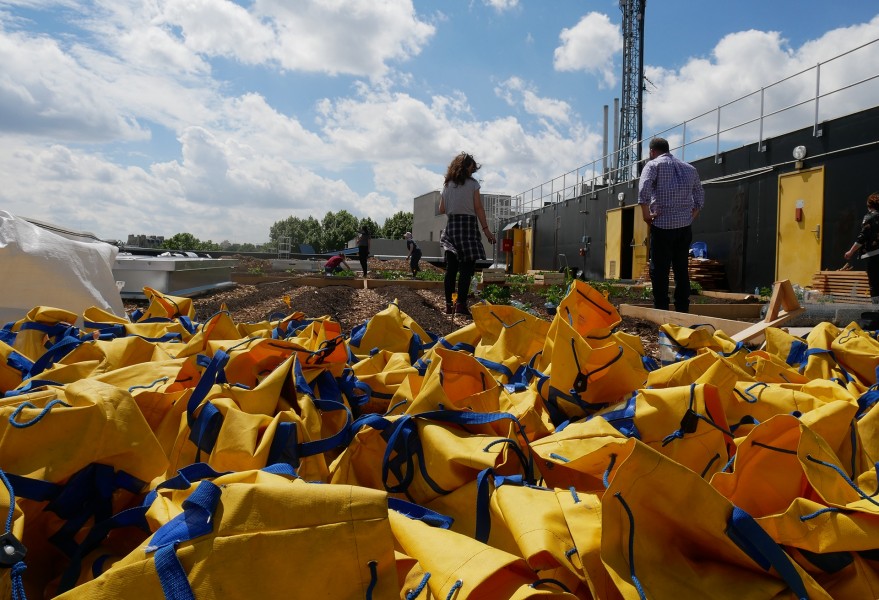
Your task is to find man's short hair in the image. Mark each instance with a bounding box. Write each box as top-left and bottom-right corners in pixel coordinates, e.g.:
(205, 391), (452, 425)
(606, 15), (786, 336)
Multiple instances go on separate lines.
(649, 138), (670, 154)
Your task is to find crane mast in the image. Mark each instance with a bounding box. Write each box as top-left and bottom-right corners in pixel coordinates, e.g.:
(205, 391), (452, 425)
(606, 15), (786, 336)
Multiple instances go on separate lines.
(616, 0), (646, 182)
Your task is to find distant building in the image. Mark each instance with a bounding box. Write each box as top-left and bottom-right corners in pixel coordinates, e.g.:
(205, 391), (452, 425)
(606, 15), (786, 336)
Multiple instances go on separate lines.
(126, 234), (165, 248)
(412, 189), (513, 262)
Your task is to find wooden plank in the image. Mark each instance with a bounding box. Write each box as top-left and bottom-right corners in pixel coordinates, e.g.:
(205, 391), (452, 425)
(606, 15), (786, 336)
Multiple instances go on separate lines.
(700, 290), (760, 301)
(730, 307), (806, 343)
(619, 304), (756, 336)
(628, 303), (763, 319)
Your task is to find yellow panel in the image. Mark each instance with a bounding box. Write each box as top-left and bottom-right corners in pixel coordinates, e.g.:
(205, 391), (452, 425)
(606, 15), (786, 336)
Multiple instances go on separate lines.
(524, 228), (533, 272)
(605, 209), (622, 279)
(776, 167), (824, 287)
(631, 208), (649, 280)
(512, 228), (525, 274)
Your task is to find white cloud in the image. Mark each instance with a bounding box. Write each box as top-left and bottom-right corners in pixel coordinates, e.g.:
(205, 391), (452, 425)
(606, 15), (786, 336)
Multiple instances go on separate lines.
(0, 29), (150, 141)
(643, 17), (879, 150)
(495, 77), (572, 125)
(254, 0), (436, 78)
(483, 0), (519, 11)
(553, 12), (622, 88)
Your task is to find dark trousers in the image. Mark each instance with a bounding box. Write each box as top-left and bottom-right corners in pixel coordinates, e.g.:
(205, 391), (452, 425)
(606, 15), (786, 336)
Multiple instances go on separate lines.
(867, 255), (879, 301)
(649, 225), (692, 312)
(444, 251), (475, 306)
(358, 246), (369, 275)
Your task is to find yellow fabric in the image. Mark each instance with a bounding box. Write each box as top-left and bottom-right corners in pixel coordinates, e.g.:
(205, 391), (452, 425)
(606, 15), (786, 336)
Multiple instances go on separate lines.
(602, 439), (831, 599)
(60, 472), (400, 600)
(348, 300), (431, 360)
(136, 287), (195, 321)
(389, 510), (577, 599)
(9, 306), (79, 361)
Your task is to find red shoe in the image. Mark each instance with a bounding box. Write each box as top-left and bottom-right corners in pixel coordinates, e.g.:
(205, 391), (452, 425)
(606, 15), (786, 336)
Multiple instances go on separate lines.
(454, 303), (471, 318)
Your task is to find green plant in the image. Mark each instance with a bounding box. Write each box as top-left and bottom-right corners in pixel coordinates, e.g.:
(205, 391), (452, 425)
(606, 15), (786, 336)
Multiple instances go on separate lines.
(507, 274), (533, 294)
(540, 284), (565, 306)
(247, 267), (264, 276)
(416, 270), (444, 282)
(480, 284), (512, 305)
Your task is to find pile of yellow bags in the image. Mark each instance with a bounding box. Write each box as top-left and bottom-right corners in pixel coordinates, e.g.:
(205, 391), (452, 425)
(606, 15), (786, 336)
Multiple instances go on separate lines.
(1, 282), (878, 599)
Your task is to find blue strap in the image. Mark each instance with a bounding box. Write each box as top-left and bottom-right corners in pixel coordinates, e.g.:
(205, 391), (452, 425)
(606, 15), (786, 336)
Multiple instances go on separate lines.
(474, 357), (514, 379)
(147, 481), (221, 600)
(5, 351), (33, 377)
(785, 339), (809, 366)
(598, 392), (641, 438)
(388, 498), (454, 529)
(726, 506), (809, 599)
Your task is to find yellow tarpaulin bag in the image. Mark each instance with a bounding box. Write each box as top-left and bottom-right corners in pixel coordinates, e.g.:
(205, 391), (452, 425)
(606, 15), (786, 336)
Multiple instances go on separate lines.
(389, 508), (577, 599)
(711, 415), (879, 598)
(135, 287), (196, 322)
(467, 470), (591, 597)
(330, 410), (534, 505)
(832, 323), (879, 388)
(6, 306), (79, 362)
(553, 280), (621, 339)
(471, 304), (550, 385)
(82, 305), (194, 347)
(57, 469), (401, 599)
(763, 327), (810, 370)
(0, 469), (27, 600)
(745, 349), (811, 384)
(404, 346), (553, 441)
(1, 379), (168, 598)
(352, 349), (420, 413)
(0, 340), (30, 394)
(619, 383), (735, 478)
(348, 300), (434, 362)
(602, 438), (832, 599)
(536, 316), (648, 425)
(802, 323), (862, 393)
(529, 416), (629, 492)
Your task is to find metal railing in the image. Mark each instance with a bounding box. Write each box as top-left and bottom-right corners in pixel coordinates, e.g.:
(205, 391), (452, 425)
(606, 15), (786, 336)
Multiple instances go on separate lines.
(513, 38), (879, 215)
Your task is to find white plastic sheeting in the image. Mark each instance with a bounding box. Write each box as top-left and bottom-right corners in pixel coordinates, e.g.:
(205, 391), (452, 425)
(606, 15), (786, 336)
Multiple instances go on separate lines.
(0, 211), (126, 325)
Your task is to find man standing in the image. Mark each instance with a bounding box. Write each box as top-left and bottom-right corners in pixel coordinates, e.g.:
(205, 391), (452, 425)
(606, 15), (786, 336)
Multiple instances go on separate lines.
(638, 137), (704, 313)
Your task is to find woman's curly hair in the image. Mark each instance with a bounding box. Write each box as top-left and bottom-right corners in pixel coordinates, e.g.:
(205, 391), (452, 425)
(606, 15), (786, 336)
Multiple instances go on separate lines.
(868, 192), (879, 211)
(444, 152), (480, 187)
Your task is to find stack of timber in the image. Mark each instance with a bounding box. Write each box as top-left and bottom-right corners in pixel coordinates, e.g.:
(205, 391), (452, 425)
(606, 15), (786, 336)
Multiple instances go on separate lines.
(639, 257), (728, 290)
(480, 268), (507, 283)
(528, 270), (565, 285)
(809, 270), (872, 302)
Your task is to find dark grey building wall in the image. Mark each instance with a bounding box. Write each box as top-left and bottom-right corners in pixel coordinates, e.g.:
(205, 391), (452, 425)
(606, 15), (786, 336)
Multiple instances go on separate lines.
(504, 105), (879, 291)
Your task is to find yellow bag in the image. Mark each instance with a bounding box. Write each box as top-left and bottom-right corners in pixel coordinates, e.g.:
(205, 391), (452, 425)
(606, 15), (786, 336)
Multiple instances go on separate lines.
(471, 304), (549, 385)
(389, 509), (577, 599)
(537, 316), (648, 425)
(404, 346), (552, 441)
(351, 350), (419, 413)
(602, 438), (831, 599)
(832, 323), (879, 388)
(135, 287), (195, 321)
(553, 280), (621, 338)
(7, 306), (79, 362)
(349, 300), (434, 361)
(0, 469), (27, 600)
(330, 410), (534, 505)
(58, 470), (401, 599)
(619, 383), (735, 478)
(0, 340), (29, 394)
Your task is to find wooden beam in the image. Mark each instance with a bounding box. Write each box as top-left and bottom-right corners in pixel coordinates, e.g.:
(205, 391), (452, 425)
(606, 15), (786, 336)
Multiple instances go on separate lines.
(700, 290), (761, 302)
(730, 280), (804, 343)
(618, 304), (756, 336)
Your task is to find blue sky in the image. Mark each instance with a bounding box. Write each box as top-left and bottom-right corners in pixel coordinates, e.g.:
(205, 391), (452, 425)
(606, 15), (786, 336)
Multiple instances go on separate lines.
(1, 0), (878, 244)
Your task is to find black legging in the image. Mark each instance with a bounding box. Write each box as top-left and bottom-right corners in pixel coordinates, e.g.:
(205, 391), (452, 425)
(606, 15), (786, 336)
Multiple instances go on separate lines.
(358, 246), (369, 276)
(444, 251), (475, 306)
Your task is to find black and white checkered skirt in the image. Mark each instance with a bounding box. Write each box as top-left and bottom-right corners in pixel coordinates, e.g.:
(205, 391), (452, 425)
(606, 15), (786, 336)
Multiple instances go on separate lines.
(441, 214), (485, 262)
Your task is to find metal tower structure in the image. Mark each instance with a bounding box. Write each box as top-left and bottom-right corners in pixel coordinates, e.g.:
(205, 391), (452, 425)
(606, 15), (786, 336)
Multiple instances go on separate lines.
(616, 0), (646, 182)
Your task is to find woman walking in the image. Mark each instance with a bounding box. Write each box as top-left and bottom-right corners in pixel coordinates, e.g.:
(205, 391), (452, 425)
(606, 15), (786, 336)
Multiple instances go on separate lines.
(439, 152), (495, 317)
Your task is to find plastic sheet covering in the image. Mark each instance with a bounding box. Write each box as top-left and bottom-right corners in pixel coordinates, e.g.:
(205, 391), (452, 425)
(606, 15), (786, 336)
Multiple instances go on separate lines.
(0, 211), (125, 324)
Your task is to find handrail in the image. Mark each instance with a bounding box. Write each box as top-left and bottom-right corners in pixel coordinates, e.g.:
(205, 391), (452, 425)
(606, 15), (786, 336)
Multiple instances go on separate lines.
(512, 38), (879, 215)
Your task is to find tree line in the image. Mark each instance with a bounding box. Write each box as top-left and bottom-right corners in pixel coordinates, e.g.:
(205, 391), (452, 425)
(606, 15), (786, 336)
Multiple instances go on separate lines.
(159, 210), (413, 254)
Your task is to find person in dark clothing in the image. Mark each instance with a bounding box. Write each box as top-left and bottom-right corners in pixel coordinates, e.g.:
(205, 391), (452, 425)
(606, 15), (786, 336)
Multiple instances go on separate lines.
(438, 152), (495, 318)
(404, 232), (422, 278)
(844, 192), (879, 303)
(356, 226), (370, 278)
